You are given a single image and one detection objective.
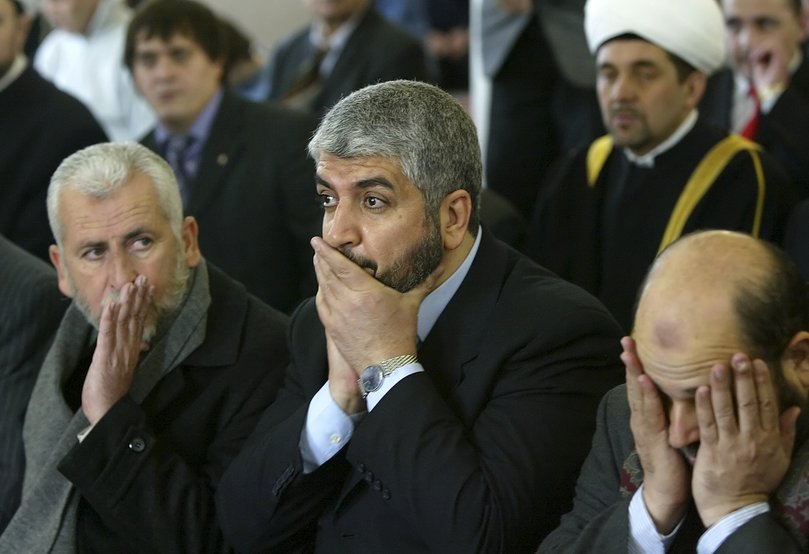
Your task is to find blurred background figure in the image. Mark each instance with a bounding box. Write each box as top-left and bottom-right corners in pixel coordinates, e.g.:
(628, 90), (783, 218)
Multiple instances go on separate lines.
(0, 0), (106, 262)
(266, 0), (433, 115)
(34, 0), (155, 140)
(479, 0), (602, 220)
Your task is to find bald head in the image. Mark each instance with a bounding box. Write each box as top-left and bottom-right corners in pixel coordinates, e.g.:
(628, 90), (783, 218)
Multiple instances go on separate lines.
(634, 230), (809, 410)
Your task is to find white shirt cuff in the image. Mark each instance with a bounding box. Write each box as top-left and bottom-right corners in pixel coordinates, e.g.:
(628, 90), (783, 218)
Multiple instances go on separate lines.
(628, 484), (683, 554)
(299, 382), (365, 473)
(365, 362), (423, 411)
(77, 424), (95, 443)
(697, 502), (770, 554)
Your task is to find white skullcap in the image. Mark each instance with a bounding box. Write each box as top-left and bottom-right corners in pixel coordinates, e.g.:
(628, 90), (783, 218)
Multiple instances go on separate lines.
(584, 0), (727, 75)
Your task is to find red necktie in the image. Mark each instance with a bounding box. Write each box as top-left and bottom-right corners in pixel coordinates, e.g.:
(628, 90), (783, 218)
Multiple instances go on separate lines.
(741, 85), (760, 139)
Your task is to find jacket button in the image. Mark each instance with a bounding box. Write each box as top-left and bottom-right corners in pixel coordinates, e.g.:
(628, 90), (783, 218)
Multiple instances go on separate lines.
(357, 463), (366, 473)
(373, 480), (383, 491)
(382, 489), (391, 500)
(129, 437), (146, 452)
(364, 471), (374, 483)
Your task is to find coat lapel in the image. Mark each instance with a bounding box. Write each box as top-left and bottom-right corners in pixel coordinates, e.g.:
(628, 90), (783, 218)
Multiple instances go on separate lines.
(185, 93), (245, 215)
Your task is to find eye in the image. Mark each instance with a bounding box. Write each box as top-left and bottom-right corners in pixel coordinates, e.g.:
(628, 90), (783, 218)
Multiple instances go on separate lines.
(363, 195), (387, 210)
(171, 48), (190, 64)
(132, 236), (153, 251)
(319, 192), (337, 209)
(81, 247), (105, 261)
(135, 52), (158, 69)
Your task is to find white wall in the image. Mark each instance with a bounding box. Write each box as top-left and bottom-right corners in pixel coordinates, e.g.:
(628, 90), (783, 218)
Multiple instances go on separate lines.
(199, 0), (311, 50)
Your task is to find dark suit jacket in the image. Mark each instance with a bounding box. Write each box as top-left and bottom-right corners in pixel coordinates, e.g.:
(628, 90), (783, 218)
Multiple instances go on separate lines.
(0, 65), (107, 261)
(142, 92), (321, 314)
(56, 265), (289, 553)
(701, 62), (809, 198)
(268, 6), (433, 115)
(784, 197), (809, 280)
(539, 385), (807, 553)
(216, 230), (625, 553)
(0, 235), (67, 532)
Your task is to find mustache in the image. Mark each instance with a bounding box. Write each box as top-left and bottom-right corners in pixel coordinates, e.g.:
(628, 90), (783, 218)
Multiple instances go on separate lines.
(337, 245), (378, 275)
(609, 105), (641, 117)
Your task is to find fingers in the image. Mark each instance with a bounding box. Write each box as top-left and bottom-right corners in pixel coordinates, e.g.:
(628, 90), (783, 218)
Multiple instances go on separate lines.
(752, 359), (779, 432)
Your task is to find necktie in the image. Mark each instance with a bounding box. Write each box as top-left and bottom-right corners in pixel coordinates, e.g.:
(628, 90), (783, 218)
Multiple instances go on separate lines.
(165, 135), (193, 205)
(740, 85), (760, 140)
(282, 47), (328, 106)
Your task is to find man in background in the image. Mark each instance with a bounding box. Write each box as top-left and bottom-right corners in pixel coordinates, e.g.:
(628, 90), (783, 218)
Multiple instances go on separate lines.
(0, 0), (106, 261)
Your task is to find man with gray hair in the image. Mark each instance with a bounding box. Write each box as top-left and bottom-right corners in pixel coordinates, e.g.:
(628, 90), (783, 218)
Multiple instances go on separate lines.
(216, 80), (624, 553)
(0, 142), (289, 553)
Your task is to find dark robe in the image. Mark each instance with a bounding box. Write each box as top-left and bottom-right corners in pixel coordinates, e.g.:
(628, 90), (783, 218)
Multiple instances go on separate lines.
(527, 118), (797, 332)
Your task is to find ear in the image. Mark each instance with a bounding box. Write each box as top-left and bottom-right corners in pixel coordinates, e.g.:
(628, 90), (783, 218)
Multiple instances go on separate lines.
(799, 8), (809, 40)
(439, 189), (472, 251)
(782, 330), (809, 391)
(49, 244), (73, 298)
(181, 216), (202, 268)
(684, 71), (707, 109)
(15, 13), (32, 50)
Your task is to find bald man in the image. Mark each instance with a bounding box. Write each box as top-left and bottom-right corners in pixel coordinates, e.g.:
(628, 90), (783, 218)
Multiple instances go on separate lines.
(539, 230), (809, 553)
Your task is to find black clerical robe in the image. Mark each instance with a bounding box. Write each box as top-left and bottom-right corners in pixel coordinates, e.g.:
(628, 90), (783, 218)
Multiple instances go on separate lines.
(527, 118), (796, 332)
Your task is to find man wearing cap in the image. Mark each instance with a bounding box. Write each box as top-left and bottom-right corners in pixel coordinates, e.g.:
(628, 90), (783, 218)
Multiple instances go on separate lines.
(526, 0), (797, 333)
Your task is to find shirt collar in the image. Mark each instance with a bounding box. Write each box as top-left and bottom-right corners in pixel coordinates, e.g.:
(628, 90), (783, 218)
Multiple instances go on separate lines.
(417, 227), (482, 342)
(622, 109), (698, 168)
(0, 54), (26, 93)
(154, 88), (223, 146)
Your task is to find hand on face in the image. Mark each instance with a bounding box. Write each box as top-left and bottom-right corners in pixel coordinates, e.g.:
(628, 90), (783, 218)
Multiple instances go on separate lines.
(747, 35), (794, 93)
(312, 236), (442, 408)
(623, 336), (691, 534)
(82, 275), (154, 425)
(691, 354), (800, 526)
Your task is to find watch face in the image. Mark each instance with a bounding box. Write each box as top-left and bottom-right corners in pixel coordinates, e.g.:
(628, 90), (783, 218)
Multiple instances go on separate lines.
(360, 364), (384, 395)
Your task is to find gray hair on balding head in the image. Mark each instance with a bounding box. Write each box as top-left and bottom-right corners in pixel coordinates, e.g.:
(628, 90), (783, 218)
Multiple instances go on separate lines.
(47, 142), (184, 247)
(308, 80), (482, 233)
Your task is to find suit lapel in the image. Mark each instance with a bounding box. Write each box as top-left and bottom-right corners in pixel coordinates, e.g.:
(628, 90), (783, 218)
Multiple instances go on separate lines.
(418, 230), (508, 406)
(185, 93), (245, 215)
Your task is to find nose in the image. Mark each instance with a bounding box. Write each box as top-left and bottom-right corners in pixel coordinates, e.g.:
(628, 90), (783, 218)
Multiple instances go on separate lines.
(152, 54), (176, 81)
(322, 203), (360, 249)
(108, 253), (137, 290)
(667, 400), (700, 449)
(610, 74), (636, 103)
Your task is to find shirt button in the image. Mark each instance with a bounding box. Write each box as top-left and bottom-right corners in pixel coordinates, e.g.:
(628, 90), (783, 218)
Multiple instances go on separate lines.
(129, 437), (146, 453)
(330, 433), (342, 445)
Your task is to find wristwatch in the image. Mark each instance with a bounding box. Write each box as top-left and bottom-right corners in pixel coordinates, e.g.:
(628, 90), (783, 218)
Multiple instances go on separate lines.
(358, 354), (418, 398)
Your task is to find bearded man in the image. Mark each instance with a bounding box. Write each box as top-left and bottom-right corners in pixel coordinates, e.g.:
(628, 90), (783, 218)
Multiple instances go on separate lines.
(0, 142), (289, 553)
(215, 80), (625, 554)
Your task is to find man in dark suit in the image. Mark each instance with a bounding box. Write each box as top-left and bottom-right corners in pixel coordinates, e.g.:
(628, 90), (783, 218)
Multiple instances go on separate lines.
(540, 230), (809, 552)
(700, 0), (809, 197)
(125, 0), (321, 313)
(267, 0), (434, 115)
(0, 143), (289, 553)
(0, 234), (66, 533)
(0, 0), (106, 262)
(481, 0), (603, 219)
(215, 80), (624, 553)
